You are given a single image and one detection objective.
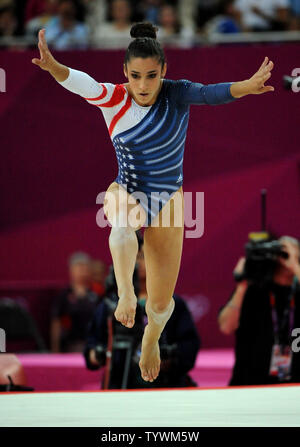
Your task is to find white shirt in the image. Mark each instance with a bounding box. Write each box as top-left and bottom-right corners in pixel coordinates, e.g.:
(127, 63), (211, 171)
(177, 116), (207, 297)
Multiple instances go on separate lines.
(234, 0), (289, 29)
(90, 22), (132, 49)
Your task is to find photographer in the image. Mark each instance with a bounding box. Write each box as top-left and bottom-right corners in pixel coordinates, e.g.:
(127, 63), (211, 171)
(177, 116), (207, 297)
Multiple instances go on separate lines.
(218, 235), (300, 386)
(83, 235), (201, 389)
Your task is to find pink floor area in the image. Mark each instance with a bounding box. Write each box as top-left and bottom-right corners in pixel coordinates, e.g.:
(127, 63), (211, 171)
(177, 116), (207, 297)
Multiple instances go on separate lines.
(16, 349), (235, 391)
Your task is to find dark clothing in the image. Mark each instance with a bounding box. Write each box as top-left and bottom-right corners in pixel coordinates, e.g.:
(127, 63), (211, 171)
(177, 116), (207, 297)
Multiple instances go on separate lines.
(220, 281), (300, 386)
(83, 294), (201, 389)
(52, 286), (99, 352)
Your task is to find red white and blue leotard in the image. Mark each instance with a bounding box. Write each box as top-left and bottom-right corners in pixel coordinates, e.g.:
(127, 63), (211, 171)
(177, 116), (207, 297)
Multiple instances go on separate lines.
(59, 68), (235, 225)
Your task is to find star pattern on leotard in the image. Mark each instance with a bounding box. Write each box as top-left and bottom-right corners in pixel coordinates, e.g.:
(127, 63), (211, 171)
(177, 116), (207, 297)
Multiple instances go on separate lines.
(113, 138), (139, 188)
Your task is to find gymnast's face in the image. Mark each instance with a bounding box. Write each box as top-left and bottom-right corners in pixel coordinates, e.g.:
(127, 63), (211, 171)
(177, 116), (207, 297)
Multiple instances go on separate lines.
(124, 57), (167, 107)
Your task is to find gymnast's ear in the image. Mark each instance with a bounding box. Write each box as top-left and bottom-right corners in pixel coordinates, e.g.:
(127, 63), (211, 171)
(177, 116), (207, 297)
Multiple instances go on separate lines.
(161, 62), (167, 78)
(123, 64), (128, 78)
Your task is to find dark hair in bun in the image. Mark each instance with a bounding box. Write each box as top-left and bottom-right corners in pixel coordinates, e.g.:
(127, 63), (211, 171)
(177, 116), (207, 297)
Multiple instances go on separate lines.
(130, 22), (157, 39)
(124, 22), (165, 68)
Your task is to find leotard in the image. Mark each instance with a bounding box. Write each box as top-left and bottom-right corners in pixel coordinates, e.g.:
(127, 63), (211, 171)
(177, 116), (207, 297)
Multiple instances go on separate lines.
(59, 68), (235, 225)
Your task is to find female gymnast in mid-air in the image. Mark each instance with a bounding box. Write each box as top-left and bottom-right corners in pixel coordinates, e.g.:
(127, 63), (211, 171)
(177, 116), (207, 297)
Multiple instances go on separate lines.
(32, 22), (274, 383)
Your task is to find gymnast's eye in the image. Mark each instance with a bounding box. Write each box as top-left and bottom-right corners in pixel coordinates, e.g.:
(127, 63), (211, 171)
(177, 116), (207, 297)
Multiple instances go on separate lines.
(131, 73), (139, 79)
(148, 74), (157, 78)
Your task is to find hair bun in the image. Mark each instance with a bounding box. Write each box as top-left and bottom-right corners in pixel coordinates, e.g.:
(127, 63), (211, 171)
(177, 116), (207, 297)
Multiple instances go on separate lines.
(130, 22), (158, 39)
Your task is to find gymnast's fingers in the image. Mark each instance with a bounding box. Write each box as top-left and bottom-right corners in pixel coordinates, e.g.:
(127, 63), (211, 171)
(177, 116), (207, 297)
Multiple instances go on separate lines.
(258, 56), (269, 72)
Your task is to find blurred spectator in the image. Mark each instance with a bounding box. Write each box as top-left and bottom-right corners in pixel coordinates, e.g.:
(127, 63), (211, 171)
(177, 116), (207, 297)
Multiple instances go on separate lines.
(82, 0), (107, 38)
(136, 0), (163, 25)
(196, 0), (221, 32)
(25, 0), (58, 39)
(90, 258), (107, 297)
(0, 0), (13, 8)
(289, 0), (300, 30)
(0, 2), (17, 37)
(26, 0), (86, 23)
(234, 0), (290, 31)
(204, 0), (241, 35)
(91, 0), (133, 48)
(177, 0), (197, 31)
(1, 0), (27, 36)
(44, 0), (89, 50)
(157, 3), (195, 48)
(25, 0), (54, 23)
(50, 251), (100, 352)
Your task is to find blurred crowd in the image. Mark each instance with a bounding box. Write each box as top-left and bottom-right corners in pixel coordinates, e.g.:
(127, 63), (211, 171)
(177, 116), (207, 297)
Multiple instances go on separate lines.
(0, 0), (299, 50)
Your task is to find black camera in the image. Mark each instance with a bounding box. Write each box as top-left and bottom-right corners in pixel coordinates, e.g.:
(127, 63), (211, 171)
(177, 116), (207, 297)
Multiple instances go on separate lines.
(234, 240), (288, 286)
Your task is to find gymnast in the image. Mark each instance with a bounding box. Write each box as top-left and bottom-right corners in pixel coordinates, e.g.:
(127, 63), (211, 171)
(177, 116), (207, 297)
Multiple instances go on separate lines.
(32, 22), (274, 383)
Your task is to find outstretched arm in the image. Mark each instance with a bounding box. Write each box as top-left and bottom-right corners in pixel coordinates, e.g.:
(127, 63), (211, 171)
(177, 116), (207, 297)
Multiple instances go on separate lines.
(230, 56), (274, 98)
(177, 57), (274, 105)
(32, 29), (69, 82)
(32, 28), (103, 99)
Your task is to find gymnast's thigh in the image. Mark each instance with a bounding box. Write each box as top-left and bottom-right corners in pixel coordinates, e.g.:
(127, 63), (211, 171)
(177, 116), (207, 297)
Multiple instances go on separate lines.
(103, 181), (147, 230)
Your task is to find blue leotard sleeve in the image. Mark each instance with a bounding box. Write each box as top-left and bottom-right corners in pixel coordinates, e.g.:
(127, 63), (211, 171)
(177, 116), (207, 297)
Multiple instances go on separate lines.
(175, 79), (236, 105)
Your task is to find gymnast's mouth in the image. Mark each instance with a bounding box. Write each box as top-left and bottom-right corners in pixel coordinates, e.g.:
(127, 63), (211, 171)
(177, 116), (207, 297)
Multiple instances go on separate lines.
(139, 93), (149, 97)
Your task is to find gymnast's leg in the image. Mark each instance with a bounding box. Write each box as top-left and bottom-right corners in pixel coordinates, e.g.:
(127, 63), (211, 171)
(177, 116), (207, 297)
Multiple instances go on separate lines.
(139, 188), (184, 382)
(103, 182), (147, 328)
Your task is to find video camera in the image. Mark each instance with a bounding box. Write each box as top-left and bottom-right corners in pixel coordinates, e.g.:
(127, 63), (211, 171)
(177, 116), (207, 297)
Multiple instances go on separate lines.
(234, 189), (289, 286)
(234, 237), (289, 286)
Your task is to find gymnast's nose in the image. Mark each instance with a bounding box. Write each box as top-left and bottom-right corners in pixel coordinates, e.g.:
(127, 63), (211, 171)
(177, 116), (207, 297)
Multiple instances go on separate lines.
(139, 77), (147, 92)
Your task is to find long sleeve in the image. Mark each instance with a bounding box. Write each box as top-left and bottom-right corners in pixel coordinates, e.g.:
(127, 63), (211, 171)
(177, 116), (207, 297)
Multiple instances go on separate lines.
(176, 79), (236, 105)
(57, 66), (118, 114)
(57, 67), (107, 99)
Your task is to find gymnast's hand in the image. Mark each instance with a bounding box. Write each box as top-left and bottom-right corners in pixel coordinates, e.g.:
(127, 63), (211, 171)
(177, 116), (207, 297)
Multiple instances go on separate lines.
(32, 28), (57, 72)
(246, 56), (275, 94)
(31, 28), (69, 82)
(230, 57), (275, 98)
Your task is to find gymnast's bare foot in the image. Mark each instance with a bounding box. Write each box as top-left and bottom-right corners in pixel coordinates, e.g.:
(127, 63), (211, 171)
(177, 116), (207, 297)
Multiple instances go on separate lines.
(114, 292), (137, 328)
(139, 325), (161, 382)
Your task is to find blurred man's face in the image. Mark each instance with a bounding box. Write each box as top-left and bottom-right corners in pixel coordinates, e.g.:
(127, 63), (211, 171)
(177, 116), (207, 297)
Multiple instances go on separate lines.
(69, 262), (92, 283)
(279, 240), (300, 266)
(58, 0), (75, 20)
(45, 0), (58, 15)
(92, 260), (106, 283)
(112, 0), (131, 22)
(0, 8), (15, 30)
(159, 5), (177, 28)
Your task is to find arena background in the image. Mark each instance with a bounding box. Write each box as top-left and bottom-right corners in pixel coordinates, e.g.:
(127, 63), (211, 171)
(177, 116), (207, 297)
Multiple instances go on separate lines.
(0, 43), (299, 348)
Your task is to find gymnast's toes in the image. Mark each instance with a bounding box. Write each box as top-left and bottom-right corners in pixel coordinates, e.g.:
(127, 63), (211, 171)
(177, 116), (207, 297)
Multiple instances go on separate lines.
(152, 367), (159, 381)
(126, 317), (134, 328)
(115, 296), (137, 328)
(140, 366), (151, 382)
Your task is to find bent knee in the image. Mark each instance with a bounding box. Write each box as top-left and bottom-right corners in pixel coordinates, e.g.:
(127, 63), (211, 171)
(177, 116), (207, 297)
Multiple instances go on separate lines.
(148, 298), (173, 313)
(109, 225), (137, 247)
(104, 198), (146, 230)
